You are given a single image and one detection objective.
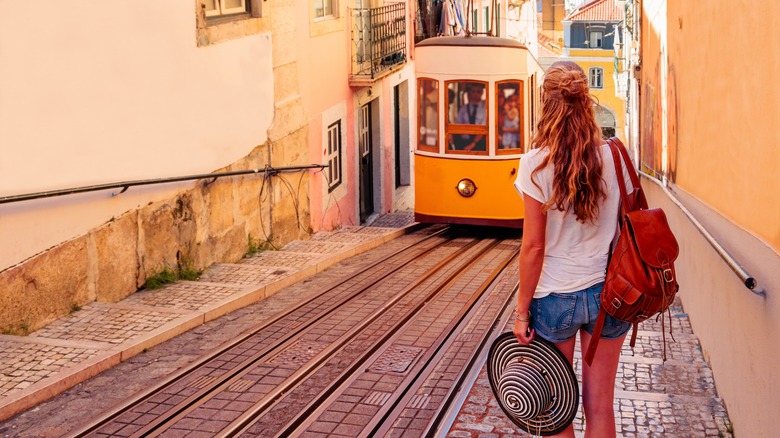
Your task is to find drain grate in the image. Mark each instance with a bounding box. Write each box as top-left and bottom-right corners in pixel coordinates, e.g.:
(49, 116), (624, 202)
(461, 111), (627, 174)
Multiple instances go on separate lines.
(363, 391), (392, 406)
(457, 332), (474, 342)
(267, 339), (330, 367)
(284, 320), (303, 330)
(409, 393), (431, 409)
(226, 379), (254, 392)
(369, 345), (424, 375)
(189, 375), (218, 389)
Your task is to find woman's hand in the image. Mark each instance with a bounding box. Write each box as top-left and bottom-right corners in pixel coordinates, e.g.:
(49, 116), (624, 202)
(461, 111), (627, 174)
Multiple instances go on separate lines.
(513, 318), (535, 345)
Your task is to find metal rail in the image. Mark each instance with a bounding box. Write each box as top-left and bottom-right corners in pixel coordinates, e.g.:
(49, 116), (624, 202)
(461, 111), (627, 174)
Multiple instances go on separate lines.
(640, 172), (765, 297)
(0, 164), (328, 205)
(67, 226), (450, 437)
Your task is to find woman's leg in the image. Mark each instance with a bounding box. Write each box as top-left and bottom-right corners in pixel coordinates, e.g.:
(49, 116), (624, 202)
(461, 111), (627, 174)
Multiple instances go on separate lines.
(579, 331), (626, 438)
(547, 336), (577, 438)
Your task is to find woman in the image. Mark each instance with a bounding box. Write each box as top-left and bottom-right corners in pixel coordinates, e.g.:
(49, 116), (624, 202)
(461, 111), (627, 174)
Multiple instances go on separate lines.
(512, 61), (632, 437)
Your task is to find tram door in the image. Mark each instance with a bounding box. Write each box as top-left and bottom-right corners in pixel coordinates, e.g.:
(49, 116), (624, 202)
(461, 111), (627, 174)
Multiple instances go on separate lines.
(359, 103), (374, 222)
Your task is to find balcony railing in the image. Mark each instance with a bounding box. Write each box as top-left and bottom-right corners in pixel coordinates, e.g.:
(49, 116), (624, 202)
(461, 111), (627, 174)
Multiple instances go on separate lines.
(350, 3), (407, 85)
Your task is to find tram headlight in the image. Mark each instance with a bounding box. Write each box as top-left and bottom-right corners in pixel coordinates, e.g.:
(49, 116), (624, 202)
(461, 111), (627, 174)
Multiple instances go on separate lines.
(456, 178), (477, 197)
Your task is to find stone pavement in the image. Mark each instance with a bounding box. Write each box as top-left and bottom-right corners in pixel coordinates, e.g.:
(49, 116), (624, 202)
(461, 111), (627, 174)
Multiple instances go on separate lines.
(446, 297), (734, 437)
(0, 211), (734, 437)
(0, 211), (419, 424)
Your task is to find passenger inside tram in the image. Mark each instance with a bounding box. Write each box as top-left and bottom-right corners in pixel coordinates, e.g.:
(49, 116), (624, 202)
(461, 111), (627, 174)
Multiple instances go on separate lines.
(453, 82), (486, 151)
(497, 84), (521, 150)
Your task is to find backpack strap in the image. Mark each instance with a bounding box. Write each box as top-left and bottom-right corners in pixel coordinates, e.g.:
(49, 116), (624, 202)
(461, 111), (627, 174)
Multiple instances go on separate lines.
(585, 138), (644, 366)
(584, 307), (607, 366)
(585, 311), (639, 367)
(607, 137), (649, 211)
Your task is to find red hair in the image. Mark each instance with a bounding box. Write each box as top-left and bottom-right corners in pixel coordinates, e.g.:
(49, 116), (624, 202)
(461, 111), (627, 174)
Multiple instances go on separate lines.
(530, 61), (605, 223)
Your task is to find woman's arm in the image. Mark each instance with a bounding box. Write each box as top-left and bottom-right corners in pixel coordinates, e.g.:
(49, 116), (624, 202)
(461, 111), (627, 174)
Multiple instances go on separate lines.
(513, 194), (547, 345)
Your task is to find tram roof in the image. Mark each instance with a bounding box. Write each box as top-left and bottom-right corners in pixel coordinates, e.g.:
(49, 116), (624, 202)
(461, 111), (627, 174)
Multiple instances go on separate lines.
(416, 35), (528, 50)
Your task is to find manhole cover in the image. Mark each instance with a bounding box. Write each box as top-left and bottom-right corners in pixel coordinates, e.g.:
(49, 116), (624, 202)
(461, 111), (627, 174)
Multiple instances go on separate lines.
(268, 339), (330, 367)
(369, 345), (424, 375)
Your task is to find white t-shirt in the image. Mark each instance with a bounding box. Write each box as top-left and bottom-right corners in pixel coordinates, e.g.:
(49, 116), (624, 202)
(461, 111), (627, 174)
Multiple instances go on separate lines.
(514, 144), (634, 298)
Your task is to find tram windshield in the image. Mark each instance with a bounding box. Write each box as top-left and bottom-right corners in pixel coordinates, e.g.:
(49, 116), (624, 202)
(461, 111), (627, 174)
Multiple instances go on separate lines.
(416, 78), (526, 155)
(447, 81), (488, 153)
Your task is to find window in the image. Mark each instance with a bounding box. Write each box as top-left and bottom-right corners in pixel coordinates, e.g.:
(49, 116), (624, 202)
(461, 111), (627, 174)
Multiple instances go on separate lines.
(326, 121), (342, 191)
(484, 6), (490, 33)
(589, 31), (603, 48)
(589, 67), (604, 89)
(417, 78), (439, 152)
(315, 0), (337, 19)
(473, 10), (479, 32)
(496, 81), (524, 153)
(446, 80), (488, 155)
(197, 0), (265, 47)
(203, 0), (247, 17)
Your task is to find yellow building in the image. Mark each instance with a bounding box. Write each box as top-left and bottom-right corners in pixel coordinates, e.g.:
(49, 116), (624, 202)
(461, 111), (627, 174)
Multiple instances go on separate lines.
(624, 1), (780, 435)
(561, 0), (625, 138)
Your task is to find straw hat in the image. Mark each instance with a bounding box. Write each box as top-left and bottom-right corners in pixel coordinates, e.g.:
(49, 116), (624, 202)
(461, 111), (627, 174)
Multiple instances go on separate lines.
(487, 332), (579, 436)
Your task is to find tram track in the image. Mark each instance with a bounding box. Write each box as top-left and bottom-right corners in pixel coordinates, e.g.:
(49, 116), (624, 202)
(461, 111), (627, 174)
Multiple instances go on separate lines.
(221, 238), (506, 437)
(70, 226), (454, 437)
(70, 227), (522, 438)
(275, 243), (519, 438)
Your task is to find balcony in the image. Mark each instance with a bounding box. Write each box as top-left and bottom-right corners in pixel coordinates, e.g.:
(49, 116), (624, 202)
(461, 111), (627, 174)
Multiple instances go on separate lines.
(349, 3), (407, 87)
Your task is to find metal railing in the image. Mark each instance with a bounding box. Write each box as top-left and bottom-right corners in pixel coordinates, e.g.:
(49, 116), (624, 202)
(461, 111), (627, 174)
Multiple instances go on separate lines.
(640, 172), (766, 297)
(351, 3), (407, 79)
(0, 164), (328, 205)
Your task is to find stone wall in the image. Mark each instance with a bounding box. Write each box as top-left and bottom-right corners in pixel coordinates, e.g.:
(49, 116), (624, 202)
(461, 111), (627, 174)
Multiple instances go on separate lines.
(0, 140), (311, 335)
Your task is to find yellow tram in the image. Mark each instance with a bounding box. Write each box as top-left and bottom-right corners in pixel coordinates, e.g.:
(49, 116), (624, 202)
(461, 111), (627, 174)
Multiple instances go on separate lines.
(414, 35), (543, 228)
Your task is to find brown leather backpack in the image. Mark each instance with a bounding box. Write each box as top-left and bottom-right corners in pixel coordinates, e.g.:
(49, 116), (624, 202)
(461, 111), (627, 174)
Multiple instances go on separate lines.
(584, 137), (680, 366)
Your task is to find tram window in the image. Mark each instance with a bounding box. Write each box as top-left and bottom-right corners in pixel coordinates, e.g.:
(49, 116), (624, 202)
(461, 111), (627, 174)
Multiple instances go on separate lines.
(496, 80), (523, 153)
(446, 81), (488, 154)
(417, 78), (439, 152)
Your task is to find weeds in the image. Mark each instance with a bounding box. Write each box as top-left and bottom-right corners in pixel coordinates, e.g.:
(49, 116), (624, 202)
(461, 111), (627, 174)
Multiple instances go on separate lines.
(246, 233), (261, 257)
(245, 233), (275, 257)
(144, 261), (201, 289)
(2, 320), (31, 336)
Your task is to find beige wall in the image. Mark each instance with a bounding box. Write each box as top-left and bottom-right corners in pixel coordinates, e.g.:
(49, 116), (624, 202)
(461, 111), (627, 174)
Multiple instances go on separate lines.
(0, 2), (275, 270)
(637, 1), (780, 435)
(0, 1), (317, 334)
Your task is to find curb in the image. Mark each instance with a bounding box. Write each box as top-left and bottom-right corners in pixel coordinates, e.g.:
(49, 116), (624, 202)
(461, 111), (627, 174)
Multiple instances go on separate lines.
(0, 222), (424, 423)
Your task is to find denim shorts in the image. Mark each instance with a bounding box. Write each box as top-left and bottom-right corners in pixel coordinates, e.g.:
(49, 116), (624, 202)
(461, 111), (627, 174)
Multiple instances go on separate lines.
(530, 282), (631, 343)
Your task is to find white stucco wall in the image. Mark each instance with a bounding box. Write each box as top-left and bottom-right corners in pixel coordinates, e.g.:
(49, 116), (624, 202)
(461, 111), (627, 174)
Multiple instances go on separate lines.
(0, 3), (274, 269)
(644, 179), (780, 437)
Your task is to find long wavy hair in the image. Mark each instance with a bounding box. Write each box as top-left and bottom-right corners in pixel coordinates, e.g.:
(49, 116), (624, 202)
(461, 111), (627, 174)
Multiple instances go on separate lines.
(530, 61), (605, 223)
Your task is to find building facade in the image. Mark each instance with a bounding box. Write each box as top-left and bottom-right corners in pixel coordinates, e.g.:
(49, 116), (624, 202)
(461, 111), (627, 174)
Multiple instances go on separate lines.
(561, 0), (625, 138)
(0, 1), (414, 334)
(624, 1), (780, 435)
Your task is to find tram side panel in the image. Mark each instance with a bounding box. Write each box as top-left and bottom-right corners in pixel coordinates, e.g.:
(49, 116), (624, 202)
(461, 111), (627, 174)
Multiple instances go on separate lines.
(414, 155), (523, 228)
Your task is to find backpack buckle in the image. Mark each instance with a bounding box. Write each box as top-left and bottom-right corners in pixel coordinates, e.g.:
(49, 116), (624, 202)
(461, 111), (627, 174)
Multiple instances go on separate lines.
(663, 268), (674, 282)
(611, 298), (622, 309)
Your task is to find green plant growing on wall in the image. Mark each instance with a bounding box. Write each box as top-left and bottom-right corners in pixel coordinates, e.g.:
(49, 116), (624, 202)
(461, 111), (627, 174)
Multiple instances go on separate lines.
(2, 319), (31, 336)
(246, 233), (261, 257)
(144, 266), (178, 289)
(245, 233), (276, 257)
(177, 260), (201, 281)
(144, 260), (202, 290)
